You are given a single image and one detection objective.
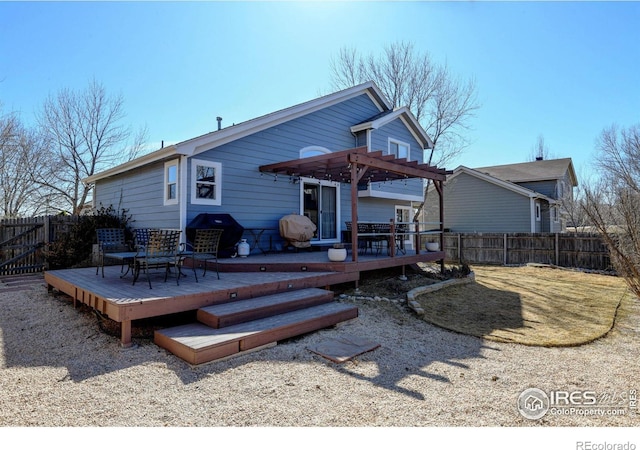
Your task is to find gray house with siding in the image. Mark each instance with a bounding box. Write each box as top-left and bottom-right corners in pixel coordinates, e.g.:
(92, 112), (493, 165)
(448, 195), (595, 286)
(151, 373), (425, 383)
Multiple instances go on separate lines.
(83, 81), (435, 251)
(424, 158), (577, 233)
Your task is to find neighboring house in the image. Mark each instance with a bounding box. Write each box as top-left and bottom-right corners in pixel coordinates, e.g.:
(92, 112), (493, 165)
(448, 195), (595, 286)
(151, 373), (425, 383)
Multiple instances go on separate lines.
(83, 81), (440, 251)
(423, 158), (578, 233)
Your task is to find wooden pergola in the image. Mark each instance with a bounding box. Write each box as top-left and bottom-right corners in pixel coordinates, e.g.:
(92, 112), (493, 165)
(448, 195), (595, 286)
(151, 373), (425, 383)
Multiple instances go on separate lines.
(259, 146), (449, 262)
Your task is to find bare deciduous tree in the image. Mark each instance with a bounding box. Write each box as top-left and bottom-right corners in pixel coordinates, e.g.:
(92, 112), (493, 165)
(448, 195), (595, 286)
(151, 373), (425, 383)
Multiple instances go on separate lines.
(329, 41), (479, 221)
(37, 79), (147, 214)
(583, 123), (640, 298)
(0, 108), (50, 217)
(560, 172), (587, 232)
(528, 134), (555, 161)
(329, 41), (479, 166)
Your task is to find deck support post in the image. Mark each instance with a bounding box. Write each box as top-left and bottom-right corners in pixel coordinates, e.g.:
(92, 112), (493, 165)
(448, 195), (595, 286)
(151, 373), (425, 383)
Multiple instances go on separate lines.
(120, 320), (132, 347)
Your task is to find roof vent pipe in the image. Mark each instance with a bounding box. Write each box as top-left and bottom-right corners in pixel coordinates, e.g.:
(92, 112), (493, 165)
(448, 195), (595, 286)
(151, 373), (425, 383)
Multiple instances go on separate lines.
(216, 116), (223, 131)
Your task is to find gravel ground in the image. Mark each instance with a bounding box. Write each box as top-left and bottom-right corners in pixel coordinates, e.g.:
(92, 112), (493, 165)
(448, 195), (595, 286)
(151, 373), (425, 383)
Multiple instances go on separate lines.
(0, 273), (638, 435)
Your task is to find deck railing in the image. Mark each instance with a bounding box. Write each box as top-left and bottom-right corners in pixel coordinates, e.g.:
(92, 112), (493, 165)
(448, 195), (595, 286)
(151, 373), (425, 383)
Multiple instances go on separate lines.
(345, 219), (444, 257)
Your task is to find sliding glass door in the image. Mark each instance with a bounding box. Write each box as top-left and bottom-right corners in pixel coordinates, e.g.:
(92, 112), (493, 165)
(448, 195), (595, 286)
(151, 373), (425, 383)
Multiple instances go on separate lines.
(302, 178), (339, 242)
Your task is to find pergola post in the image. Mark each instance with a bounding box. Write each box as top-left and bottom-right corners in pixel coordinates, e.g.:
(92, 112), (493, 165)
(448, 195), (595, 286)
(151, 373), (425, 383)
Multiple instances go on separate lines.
(435, 179), (445, 274)
(350, 162), (359, 263)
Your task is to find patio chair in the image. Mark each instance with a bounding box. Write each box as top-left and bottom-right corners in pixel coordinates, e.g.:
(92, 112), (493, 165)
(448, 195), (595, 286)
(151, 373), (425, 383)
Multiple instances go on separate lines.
(185, 228), (223, 281)
(132, 229), (182, 289)
(345, 221), (373, 255)
(133, 228), (159, 251)
(370, 223), (391, 256)
(357, 223), (376, 255)
(394, 223), (408, 255)
(96, 228), (131, 277)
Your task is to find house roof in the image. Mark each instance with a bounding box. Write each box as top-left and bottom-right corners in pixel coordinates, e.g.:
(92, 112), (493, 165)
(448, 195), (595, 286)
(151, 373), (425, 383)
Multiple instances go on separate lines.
(474, 158), (578, 187)
(350, 106), (434, 150)
(443, 166), (556, 203)
(84, 81), (395, 184)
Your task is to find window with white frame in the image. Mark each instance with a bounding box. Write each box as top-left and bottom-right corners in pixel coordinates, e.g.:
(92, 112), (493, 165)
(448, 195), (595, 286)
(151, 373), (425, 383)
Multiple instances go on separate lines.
(191, 159), (222, 205)
(164, 160), (179, 205)
(300, 145), (331, 158)
(553, 205), (560, 223)
(389, 138), (409, 159)
(535, 203), (541, 221)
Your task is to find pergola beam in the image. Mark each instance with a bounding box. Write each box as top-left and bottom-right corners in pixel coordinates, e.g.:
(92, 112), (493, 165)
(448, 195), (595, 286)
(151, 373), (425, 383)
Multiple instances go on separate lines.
(259, 146), (450, 269)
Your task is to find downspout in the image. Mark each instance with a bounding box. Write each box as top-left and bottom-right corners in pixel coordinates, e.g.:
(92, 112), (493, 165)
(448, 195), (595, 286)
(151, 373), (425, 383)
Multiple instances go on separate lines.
(179, 155), (188, 237)
(530, 197), (536, 233)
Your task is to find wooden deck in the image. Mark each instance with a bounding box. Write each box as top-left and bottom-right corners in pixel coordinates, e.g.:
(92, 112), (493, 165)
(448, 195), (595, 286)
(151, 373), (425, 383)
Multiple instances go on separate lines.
(44, 265), (357, 346)
(216, 248), (446, 273)
(44, 249), (444, 362)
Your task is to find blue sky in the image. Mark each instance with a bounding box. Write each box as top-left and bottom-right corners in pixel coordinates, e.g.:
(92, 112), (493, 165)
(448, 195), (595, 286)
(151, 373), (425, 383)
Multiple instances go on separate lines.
(1, 1), (639, 182)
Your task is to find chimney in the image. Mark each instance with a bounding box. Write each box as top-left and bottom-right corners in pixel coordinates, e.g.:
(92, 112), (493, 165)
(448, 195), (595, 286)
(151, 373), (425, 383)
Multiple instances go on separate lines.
(216, 116), (222, 131)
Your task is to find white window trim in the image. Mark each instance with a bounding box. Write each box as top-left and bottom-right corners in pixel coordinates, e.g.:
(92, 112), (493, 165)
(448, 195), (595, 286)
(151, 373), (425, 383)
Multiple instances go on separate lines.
(191, 158), (222, 206)
(388, 137), (410, 160)
(163, 159), (179, 206)
(300, 145), (331, 158)
(535, 202), (541, 221)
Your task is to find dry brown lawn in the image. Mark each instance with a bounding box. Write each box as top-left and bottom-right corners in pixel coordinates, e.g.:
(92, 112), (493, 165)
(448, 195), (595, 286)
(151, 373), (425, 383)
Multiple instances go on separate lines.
(414, 264), (635, 346)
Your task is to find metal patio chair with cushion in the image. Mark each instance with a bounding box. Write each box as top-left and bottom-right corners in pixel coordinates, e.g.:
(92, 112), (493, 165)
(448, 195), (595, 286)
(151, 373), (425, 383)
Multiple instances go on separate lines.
(96, 228), (131, 277)
(132, 229), (182, 289)
(184, 228), (223, 282)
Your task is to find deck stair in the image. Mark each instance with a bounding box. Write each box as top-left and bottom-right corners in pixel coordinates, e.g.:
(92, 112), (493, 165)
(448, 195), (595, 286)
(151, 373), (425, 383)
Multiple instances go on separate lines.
(197, 288), (334, 328)
(154, 288), (358, 365)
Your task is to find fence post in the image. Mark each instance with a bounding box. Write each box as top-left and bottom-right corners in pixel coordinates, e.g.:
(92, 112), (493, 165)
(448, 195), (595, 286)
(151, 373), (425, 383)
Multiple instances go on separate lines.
(503, 233), (507, 266)
(457, 233), (462, 263)
(44, 215), (51, 271)
(555, 233), (559, 266)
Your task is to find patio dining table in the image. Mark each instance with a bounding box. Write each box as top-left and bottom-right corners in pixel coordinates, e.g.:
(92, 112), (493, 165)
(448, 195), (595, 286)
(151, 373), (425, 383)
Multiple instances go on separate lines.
(102, 251), (137, 278)
(345, 221), (409, 256)
(103, 249), (193, 282)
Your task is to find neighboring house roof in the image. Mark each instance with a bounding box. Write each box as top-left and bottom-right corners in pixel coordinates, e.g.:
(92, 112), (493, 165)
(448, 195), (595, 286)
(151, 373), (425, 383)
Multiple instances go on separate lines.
(84, 81), (424, 185)
(474, 158), (578, 187)
(443, 166), (556, 203)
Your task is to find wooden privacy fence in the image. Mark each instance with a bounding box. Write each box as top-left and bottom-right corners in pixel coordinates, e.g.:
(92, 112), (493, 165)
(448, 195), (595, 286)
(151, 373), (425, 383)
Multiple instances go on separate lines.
(443, 232), (612, 271)
(0, 215), (77, 275)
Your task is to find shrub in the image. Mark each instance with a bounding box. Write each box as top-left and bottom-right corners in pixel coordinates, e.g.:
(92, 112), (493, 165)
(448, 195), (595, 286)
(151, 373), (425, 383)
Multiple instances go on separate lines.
(46, 205), (133, 269)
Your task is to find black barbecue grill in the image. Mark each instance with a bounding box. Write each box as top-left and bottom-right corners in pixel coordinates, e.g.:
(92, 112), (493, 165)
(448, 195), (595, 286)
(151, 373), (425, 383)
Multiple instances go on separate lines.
(186, 213), (244, 258)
